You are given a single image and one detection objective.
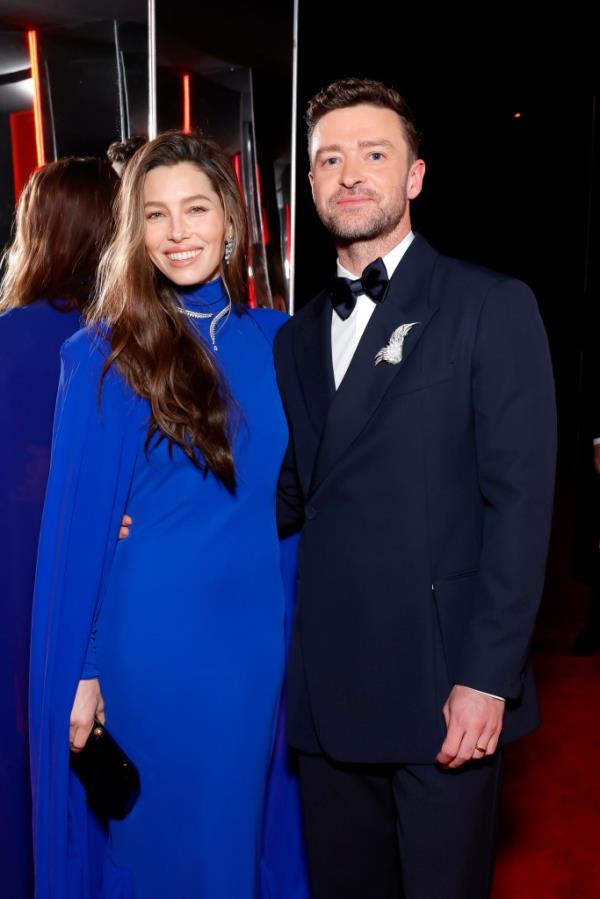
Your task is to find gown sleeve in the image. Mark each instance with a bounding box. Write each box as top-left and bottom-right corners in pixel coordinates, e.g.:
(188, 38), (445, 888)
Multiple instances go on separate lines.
(29, 328), (146, 899)
(81, 626), (99, 680)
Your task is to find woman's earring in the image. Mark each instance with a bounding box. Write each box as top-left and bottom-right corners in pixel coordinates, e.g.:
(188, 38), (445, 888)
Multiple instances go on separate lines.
(224, 237), (234, 265)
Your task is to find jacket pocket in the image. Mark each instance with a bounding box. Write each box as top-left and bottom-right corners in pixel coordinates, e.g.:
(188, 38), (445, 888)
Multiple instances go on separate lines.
(437, 568), (479, 582)
(388, 361), (455, 397)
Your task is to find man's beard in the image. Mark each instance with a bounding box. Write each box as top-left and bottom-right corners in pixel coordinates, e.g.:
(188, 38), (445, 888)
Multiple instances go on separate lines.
(318, 187), (407, 242)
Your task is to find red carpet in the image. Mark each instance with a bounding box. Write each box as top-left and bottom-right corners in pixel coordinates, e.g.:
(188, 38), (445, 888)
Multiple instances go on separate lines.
(492, 582), (600, 897)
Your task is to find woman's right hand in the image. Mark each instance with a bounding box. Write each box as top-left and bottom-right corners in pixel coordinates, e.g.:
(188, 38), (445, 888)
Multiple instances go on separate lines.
(69, 678), (105, 752)
(119, 514), (132, 539)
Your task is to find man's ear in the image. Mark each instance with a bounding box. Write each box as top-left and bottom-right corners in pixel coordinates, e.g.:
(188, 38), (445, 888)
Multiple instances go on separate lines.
(308, 169), (316, 203)
(407, 159), (426, 201)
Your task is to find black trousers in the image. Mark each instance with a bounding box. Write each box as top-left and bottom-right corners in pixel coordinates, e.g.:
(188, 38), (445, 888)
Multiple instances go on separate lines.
(298, 750), (503, 899)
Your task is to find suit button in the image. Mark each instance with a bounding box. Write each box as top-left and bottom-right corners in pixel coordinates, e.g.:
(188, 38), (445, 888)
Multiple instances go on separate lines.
(305, 505), (317, 520)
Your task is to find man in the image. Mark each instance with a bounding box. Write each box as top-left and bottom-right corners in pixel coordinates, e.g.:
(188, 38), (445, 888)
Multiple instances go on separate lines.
(275, 78), (556, 899)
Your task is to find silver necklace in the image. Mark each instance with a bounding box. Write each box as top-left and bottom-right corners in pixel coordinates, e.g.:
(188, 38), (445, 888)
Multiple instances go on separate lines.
(179, 299), (232, 352)
(182, 308), (212, 319)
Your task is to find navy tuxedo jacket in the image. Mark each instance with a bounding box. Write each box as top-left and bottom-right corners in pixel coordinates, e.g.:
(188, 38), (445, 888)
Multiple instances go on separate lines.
(274, 234), (557, 764)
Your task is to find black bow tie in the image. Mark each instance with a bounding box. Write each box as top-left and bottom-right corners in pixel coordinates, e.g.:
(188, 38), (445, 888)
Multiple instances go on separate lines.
(330, 257), (389, 321)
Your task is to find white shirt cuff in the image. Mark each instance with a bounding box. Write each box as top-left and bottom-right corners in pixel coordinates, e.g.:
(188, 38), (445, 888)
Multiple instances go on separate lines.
(593, 438), (600, 446)
(465, 686), (505, 702)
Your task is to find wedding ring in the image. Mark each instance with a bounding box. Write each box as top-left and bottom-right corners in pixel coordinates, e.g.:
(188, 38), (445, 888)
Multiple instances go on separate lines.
(475, 746), (487, 753)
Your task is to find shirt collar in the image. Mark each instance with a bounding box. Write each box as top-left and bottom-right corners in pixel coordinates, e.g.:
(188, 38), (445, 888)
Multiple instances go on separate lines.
(336, 231), (415, 280)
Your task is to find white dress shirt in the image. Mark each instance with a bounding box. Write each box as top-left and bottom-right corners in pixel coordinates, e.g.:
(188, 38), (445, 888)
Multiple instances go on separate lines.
(329, 233), (504, 704)
(331, 232), (415, 389)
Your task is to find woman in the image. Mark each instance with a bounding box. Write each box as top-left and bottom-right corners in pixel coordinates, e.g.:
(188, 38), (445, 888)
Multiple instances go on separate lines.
(30, 131), (299, 899)
(0, 158), (118, 899)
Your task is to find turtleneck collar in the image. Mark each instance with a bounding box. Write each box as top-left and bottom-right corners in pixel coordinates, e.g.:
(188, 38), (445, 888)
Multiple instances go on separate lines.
(178, 277), (228, 309)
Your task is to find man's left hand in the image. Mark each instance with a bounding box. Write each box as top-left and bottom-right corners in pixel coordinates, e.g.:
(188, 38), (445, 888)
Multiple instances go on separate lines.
(436, 685), (504, 769)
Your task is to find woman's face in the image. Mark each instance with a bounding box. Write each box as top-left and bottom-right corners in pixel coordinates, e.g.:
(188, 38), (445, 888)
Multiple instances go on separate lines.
(143, 161), (228, 286)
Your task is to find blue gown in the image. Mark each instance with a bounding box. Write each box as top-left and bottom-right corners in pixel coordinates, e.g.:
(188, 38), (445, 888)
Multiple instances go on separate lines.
(30, 279), (309, 899)
(0, 300), (82, 899)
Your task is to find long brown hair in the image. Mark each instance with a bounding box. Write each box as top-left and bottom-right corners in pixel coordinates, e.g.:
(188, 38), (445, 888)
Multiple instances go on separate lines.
(92, 130), (249, 492)
(0, 157), (118, 313)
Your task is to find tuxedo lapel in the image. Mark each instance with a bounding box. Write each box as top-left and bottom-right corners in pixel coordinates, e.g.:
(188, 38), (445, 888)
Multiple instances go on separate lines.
(310, 235), (440, 495)
(293, 288), (335, 439)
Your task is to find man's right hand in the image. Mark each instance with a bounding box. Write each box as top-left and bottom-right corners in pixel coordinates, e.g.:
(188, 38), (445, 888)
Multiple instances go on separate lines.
(436, 684), (504, 768)
(119, 515), (132, 539)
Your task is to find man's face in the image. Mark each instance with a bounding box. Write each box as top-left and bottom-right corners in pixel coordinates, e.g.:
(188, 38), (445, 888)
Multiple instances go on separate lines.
(308, 104), (425, 243)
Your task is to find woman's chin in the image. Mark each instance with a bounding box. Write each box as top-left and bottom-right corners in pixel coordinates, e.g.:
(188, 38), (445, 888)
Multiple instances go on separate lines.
(163, 264), (220, 287)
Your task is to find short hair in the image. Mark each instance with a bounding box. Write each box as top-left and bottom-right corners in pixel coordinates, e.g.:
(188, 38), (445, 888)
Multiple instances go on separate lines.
(106, 135), (147, 168)
(306, 77), (421, 160)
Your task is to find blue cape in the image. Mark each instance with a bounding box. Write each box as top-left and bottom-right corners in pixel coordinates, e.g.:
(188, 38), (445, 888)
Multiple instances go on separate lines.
(30, 330), (146, 897)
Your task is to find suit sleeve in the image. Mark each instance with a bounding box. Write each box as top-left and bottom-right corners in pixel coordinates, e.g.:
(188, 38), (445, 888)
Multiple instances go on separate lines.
(277, 436), (305, 537)
(455, 279), (557, 700)
(273, 327), (305, 537)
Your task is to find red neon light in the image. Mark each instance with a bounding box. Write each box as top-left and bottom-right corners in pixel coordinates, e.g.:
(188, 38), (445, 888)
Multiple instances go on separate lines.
(248, 271), (256, 308)
(182, 74), (191, 133)
(255, 164), (263, 210)
(27, 30), (44, 167)
(254, 163), (269, 245)
(10, 110), (37, 200)
(232, 153), (242, 185)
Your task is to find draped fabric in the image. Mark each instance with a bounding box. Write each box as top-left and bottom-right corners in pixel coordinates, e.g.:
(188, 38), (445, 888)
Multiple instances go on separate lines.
(0, 301), (82, 899)
(29, 328), (147, 898)
(261, 533), (310, 899)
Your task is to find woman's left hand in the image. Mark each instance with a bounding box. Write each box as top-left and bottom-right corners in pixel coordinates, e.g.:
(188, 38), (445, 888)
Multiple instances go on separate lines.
(69, 678), (105, 752)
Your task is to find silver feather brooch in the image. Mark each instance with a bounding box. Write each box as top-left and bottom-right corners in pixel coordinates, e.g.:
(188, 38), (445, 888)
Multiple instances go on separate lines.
(374, 322), (420, 366)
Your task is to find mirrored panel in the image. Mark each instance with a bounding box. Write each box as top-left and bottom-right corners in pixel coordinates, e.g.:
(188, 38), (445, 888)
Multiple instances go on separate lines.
(37, 18), (148, 159)
(0, 2), (149, 248)
(156, 0), (294, 309)
(0, 29), (34, 246)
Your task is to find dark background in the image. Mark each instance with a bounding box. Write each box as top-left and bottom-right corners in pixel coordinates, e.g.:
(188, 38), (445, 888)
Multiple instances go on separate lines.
(293, 11), (600, 615)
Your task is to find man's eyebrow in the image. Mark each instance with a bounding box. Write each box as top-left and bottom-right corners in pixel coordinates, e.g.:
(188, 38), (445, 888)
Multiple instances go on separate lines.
(358, 139), (394, 149)
(315, 144), (343, 155)
(143, 193), (213, 207)
(315, 139), (395, 156)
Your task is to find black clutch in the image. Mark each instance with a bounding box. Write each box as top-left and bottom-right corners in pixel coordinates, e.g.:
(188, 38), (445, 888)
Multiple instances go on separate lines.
(70, 721), (141, 821)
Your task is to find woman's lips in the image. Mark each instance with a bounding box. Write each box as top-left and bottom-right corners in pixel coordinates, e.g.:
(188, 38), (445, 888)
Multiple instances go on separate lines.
(165, 249), (201, 265)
